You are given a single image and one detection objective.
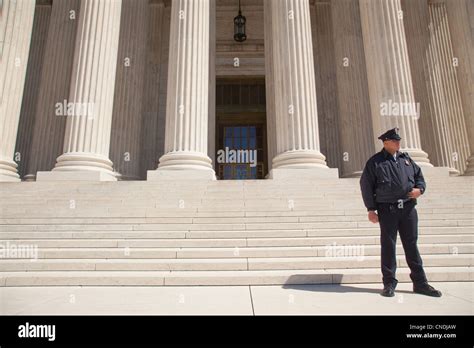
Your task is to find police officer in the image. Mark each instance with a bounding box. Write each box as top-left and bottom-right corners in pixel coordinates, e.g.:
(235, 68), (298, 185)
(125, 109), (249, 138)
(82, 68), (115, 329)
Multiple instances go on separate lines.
(360, 128), (442, 297)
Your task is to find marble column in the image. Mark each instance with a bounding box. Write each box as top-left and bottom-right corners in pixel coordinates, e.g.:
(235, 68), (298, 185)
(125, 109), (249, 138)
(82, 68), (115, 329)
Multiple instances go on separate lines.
(264, 0), (332, 177)
(23, 0), (79, 181)
(208, 0), (216, 171)
(263, 0), (277, 172)
(330, 0), (374, 178)
(140, 1), (168, 179)
(0, 0), (35, 181)
(428, 1), (470, 174)
(149, 0), (215, 180)
(14, 2), (51, 180)
(310, 1), (340, 171)
(403, 0), (470, 175)
(446, 0), (474, 175)
(109, 0), (148, 180)
(37, 0), (122, 181)
(360, 0), (432, 166)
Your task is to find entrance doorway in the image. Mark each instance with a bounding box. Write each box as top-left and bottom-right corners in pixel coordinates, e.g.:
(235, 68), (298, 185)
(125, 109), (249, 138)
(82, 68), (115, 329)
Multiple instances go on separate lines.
(215, 78), (267, 179)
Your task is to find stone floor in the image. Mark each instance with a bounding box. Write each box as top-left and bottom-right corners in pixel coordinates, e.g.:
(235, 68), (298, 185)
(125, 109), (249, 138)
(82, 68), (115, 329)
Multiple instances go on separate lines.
(1, 281), (472, 315)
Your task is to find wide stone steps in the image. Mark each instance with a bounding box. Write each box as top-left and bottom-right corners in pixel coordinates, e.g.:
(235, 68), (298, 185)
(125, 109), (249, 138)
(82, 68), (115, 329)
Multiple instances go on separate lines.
(0, 212), (472, 224)
(1, 243), (472, 259)
(2, 207), (473, 219)
(0, 254), (471, 272)
(1, 226), (472, 239)
(1, 175), (472, 286)
(1, 233), (471, 247)
(0, 266), (471, 286)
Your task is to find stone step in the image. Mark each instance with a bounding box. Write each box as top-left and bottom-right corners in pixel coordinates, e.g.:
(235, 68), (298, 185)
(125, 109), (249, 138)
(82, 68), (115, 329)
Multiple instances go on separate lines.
(0, 212), (471, 225)
(3, 199), (472, 208)
(2, 189), (472, 198)
(2, 191), (472, 200)
(2, 206), (472, 219)
(2, 179), (470, 189)
(0, 254), (470, 272)
(4, 189), (469, 198)
(1, 226), (471, 240)
(1, 233), (471, 248)
(26, 183), (465, 189)
(0, 266), (471, 286)
(3, 206), (473, 218)
(1, 218), (472, 232)
(1, 243), (470, 259)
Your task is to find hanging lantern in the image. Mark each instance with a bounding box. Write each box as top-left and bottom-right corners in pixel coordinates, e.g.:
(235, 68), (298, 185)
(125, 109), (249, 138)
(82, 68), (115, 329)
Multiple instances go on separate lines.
(234, 0), (247, 42)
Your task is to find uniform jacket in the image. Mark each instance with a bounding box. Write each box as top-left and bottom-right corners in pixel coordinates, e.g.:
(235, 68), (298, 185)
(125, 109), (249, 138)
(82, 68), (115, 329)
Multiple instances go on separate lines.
(360, 148), (426, 211)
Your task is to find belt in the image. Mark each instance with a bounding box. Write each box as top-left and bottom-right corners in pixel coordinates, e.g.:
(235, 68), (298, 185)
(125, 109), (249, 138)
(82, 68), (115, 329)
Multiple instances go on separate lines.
(377, 199), (415, 210)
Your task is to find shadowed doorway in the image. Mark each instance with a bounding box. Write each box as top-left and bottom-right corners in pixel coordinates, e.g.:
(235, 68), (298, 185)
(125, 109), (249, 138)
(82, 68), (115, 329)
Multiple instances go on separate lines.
(216, 77), (267, 179)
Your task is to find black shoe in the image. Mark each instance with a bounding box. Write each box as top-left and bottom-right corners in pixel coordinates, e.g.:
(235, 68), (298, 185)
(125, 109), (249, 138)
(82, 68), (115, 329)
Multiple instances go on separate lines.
(381, 285), (395, 297)
(413, 283), (442, 297)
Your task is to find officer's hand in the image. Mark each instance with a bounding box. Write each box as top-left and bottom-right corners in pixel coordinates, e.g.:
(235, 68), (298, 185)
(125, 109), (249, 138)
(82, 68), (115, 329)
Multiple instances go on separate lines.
(368, 210), (379, 223)
(408, 188), (422, 199)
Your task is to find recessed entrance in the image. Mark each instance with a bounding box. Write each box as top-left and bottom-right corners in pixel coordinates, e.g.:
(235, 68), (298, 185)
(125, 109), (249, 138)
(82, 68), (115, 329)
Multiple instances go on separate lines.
(215, 78), (267, 179)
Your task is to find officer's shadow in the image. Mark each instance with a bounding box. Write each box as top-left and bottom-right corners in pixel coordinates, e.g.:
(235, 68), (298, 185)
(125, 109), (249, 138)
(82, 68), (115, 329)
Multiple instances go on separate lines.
(283, 275), (413, 295)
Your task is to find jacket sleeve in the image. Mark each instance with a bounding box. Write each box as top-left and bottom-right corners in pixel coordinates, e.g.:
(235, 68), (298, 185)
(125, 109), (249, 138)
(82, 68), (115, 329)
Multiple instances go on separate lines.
(360, 159), (377, 211)
(413, 160), (426, 194)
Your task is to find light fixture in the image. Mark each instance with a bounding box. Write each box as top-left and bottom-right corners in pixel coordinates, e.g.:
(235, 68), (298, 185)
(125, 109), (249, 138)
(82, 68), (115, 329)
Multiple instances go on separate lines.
(234, 0), (247, 42)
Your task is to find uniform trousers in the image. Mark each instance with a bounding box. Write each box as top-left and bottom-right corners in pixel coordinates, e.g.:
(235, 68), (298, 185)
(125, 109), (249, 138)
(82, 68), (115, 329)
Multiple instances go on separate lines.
(377, 199), (428, 287)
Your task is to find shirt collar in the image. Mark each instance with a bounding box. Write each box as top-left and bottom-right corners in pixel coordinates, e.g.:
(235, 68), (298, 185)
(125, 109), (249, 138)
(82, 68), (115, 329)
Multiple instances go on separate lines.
(382, 148), (401, 159)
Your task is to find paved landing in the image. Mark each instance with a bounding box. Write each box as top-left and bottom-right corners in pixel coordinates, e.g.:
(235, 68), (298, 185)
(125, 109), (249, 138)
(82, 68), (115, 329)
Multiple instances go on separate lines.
(1, 282), (472, 315)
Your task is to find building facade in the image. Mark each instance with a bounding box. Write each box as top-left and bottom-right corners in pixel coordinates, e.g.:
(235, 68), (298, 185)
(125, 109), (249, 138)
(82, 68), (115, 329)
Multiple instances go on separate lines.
(1, 0), (473, 182)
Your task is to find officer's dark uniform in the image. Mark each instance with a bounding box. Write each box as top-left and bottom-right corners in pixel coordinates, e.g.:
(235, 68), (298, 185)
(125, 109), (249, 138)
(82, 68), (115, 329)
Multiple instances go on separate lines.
(360, 128), (430, 293)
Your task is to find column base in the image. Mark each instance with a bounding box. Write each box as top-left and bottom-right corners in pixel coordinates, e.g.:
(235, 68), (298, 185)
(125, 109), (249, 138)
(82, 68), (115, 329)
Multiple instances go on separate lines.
(37, 152), (117, 181)
(272, 150), (329, 169)
(403, 149), (433, 167)
(157, 151), (214, 170)
(268, 167), (339, 180)
(149, 151), (216, 181)
(0, 158), (20, 182)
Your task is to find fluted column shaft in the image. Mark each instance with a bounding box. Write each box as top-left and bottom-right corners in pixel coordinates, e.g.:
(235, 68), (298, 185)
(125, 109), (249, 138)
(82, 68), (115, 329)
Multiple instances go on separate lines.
(264, 0), (328, 169)
(360, 0), (432, 166)
(0, 0), (35, 181)
(157, 0), (214, 173)
(14, 2), (50, 180)
(331, 0), (374, 177)
(48, 0), (122, 180)
(110, 0), (148, 180)
(24, 0), (79, 181)
(446, 0), (474, 175)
